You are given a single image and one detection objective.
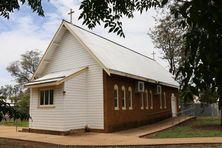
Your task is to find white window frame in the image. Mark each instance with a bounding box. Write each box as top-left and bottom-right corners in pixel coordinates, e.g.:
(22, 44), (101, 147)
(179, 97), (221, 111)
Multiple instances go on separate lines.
(141, 93), (144, 110)
(150, 90), (153, 109)
(121, 86), (126, 110)
(114, 84), (119, 110)
(128, 87), (133, 110)
(39, 89), (54, 107)
(164, 92), (167, 109)
(160, 89), (163, 109)
(145, 90), (149, 110)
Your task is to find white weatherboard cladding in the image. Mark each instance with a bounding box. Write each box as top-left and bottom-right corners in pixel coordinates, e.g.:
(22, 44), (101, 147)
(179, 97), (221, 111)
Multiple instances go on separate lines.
(85, 65), (104, 129)
(65, 22), (179, 87)
(63, 65), (104, 130)
(29, 86), (65, 131)
(64, 72), (87, 130)
(30, 30), (104, 131)
(44, 30), (92, 74)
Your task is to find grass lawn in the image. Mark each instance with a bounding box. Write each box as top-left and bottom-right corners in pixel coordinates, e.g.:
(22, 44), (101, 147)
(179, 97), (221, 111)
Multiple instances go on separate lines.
(0, 120), (28, 127)
(146, 117), (222, 138)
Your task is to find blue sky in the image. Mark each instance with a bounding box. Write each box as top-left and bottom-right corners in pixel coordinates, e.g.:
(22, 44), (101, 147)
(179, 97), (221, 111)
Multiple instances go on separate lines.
(0, 0), (165, 86)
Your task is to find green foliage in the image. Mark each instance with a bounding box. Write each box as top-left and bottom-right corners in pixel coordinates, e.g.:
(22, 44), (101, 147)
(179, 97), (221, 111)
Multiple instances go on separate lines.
(14, 92), (30, 114)
(0, 0), (44, 19)
(0, 119), (28, 127)
(7, 49), (41, 85)
(79, 0), (222, 111)
(79, 0), (163, 37)
(0, 49), (41, 121)
(149, 14), (186, 75)
(173, 0), (222, 108)
(0, 99), (30, 122)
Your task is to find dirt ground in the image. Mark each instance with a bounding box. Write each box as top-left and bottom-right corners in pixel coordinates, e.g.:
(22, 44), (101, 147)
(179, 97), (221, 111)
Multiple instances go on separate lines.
(1, 138), (222, 148)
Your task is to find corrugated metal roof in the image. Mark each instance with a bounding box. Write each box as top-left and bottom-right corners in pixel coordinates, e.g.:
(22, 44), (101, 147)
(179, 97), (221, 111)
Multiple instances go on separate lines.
(64, 22), (179, 88)
(26, 66), (87, 87)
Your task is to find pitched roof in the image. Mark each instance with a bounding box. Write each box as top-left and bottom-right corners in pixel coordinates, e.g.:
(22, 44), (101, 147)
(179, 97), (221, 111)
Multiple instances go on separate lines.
(33, 20), (179, 88)
(63, 21), (179, 88)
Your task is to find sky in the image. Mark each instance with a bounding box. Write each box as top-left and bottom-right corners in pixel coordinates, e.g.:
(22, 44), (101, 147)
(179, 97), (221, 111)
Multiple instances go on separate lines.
(0, 0), (166, 86)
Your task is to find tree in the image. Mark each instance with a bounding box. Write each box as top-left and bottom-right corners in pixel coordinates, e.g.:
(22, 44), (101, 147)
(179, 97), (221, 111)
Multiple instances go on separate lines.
(0, 49), (41, 122)
(0, 0), (44, 18)
(149, 14), (186, 75)
(6, 49), (41, 113)
(7, 49), (41, 85)
(78, 0), (222, 125)
(0, 99), (30, 122)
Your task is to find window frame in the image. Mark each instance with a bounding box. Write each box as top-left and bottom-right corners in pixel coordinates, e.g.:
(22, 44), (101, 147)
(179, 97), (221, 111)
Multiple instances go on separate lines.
(114, 84), (119, 110)
(39, 88), (55, 108)
(164, 92), (167, 109)
(128, 87), (133, 110)
(150, 90), (153, 109)
(141, 93), (144, 110)
(121, 86), (126, 110)
(145, 89), (149, 110)
(159, 88), (163, 109)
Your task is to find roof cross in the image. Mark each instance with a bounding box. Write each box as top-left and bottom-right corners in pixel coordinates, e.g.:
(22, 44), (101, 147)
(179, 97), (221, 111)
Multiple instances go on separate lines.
(152, 51), (156, 60)
(68, 9), (75, 23)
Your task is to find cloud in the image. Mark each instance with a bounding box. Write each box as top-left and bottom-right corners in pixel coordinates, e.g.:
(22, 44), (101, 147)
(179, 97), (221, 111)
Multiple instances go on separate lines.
(0, 0), (168, 86)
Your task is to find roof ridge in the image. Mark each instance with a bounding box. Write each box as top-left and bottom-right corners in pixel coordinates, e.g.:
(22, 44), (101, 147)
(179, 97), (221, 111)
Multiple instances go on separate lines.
(63, 20), (155, 61)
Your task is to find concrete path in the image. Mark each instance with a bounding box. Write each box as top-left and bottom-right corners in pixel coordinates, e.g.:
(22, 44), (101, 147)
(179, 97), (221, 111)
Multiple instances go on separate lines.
(116, 116), (194, 137)
(1, 116), (221, 146)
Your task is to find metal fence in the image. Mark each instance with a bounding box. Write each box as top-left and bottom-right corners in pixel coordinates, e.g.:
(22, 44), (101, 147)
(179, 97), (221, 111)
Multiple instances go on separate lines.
(181, 103), (220, 117)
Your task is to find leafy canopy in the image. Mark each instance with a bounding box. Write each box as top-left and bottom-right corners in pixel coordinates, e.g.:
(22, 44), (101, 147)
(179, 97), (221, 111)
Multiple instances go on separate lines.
(149, 14), (186, 76)
(0, 0), (44, 18)
(7, 49), (41, 85)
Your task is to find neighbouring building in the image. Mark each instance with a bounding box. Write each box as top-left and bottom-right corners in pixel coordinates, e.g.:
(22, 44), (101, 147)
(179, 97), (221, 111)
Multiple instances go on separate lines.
(25, 20), (179, 134)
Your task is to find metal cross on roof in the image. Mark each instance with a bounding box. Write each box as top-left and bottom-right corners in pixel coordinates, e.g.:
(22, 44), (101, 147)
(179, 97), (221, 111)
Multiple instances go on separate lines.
(152, 51), (156, 60)
(68, 9), (75, 23)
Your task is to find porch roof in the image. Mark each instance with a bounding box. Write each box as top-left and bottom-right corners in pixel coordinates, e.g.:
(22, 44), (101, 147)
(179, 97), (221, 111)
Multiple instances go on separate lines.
(25, 66), (88, 88)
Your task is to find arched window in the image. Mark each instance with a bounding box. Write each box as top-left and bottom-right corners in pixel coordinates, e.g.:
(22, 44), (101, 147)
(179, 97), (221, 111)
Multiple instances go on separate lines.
(145, 90), (149, 110)
(121, 86), (126, 110)
(150, 90), (153, 109)
(128, 87), (133, 110)
(164, 92), (167, 109)
(141, 93), (144, 110)
(114, 84), (119, 110)
(160, 89), (163, 109)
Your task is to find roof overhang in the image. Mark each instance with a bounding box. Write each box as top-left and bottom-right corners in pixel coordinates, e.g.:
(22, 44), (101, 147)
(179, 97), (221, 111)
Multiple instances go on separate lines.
(109, 69), (179, 89)
(25, 66), (88, 88)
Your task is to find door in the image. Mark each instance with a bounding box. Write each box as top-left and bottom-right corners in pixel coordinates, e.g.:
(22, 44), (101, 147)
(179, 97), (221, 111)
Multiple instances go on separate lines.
(171, 93), (177, 117)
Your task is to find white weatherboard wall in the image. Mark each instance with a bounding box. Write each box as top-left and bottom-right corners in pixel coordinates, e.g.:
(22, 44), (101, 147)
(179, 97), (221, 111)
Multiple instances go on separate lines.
(29, 85), (65, 131)
(30, 30), (104, 131)
(63, 72), (87, 130)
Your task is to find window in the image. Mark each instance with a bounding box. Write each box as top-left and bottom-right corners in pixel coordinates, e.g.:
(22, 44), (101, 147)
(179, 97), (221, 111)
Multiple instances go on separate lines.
(128, 87), (133, 110)
(150, 90), (153, 109)
(141, 93), (144, 110)
(114, 84), (119, 110)
(40, 90), (54, 106)
(145, 90), (149, 110)
(164, 92), (167, 109)
(160, 90), (163, 109)
(121, 86), (126, 110)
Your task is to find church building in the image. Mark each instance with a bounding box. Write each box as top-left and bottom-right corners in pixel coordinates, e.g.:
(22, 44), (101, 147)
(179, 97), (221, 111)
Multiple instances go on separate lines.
(25, 20), (179, 134)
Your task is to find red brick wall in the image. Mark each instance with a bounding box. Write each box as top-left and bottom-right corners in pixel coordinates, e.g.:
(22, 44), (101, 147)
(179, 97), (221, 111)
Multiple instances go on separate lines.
(103, 71), (178, 132)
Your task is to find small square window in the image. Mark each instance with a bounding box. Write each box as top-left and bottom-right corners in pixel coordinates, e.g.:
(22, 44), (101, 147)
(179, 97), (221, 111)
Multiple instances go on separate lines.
(39, 90), (54, 106)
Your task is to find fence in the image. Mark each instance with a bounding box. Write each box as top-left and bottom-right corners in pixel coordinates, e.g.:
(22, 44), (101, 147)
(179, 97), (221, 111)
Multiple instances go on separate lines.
(181, 103), (220, 117)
